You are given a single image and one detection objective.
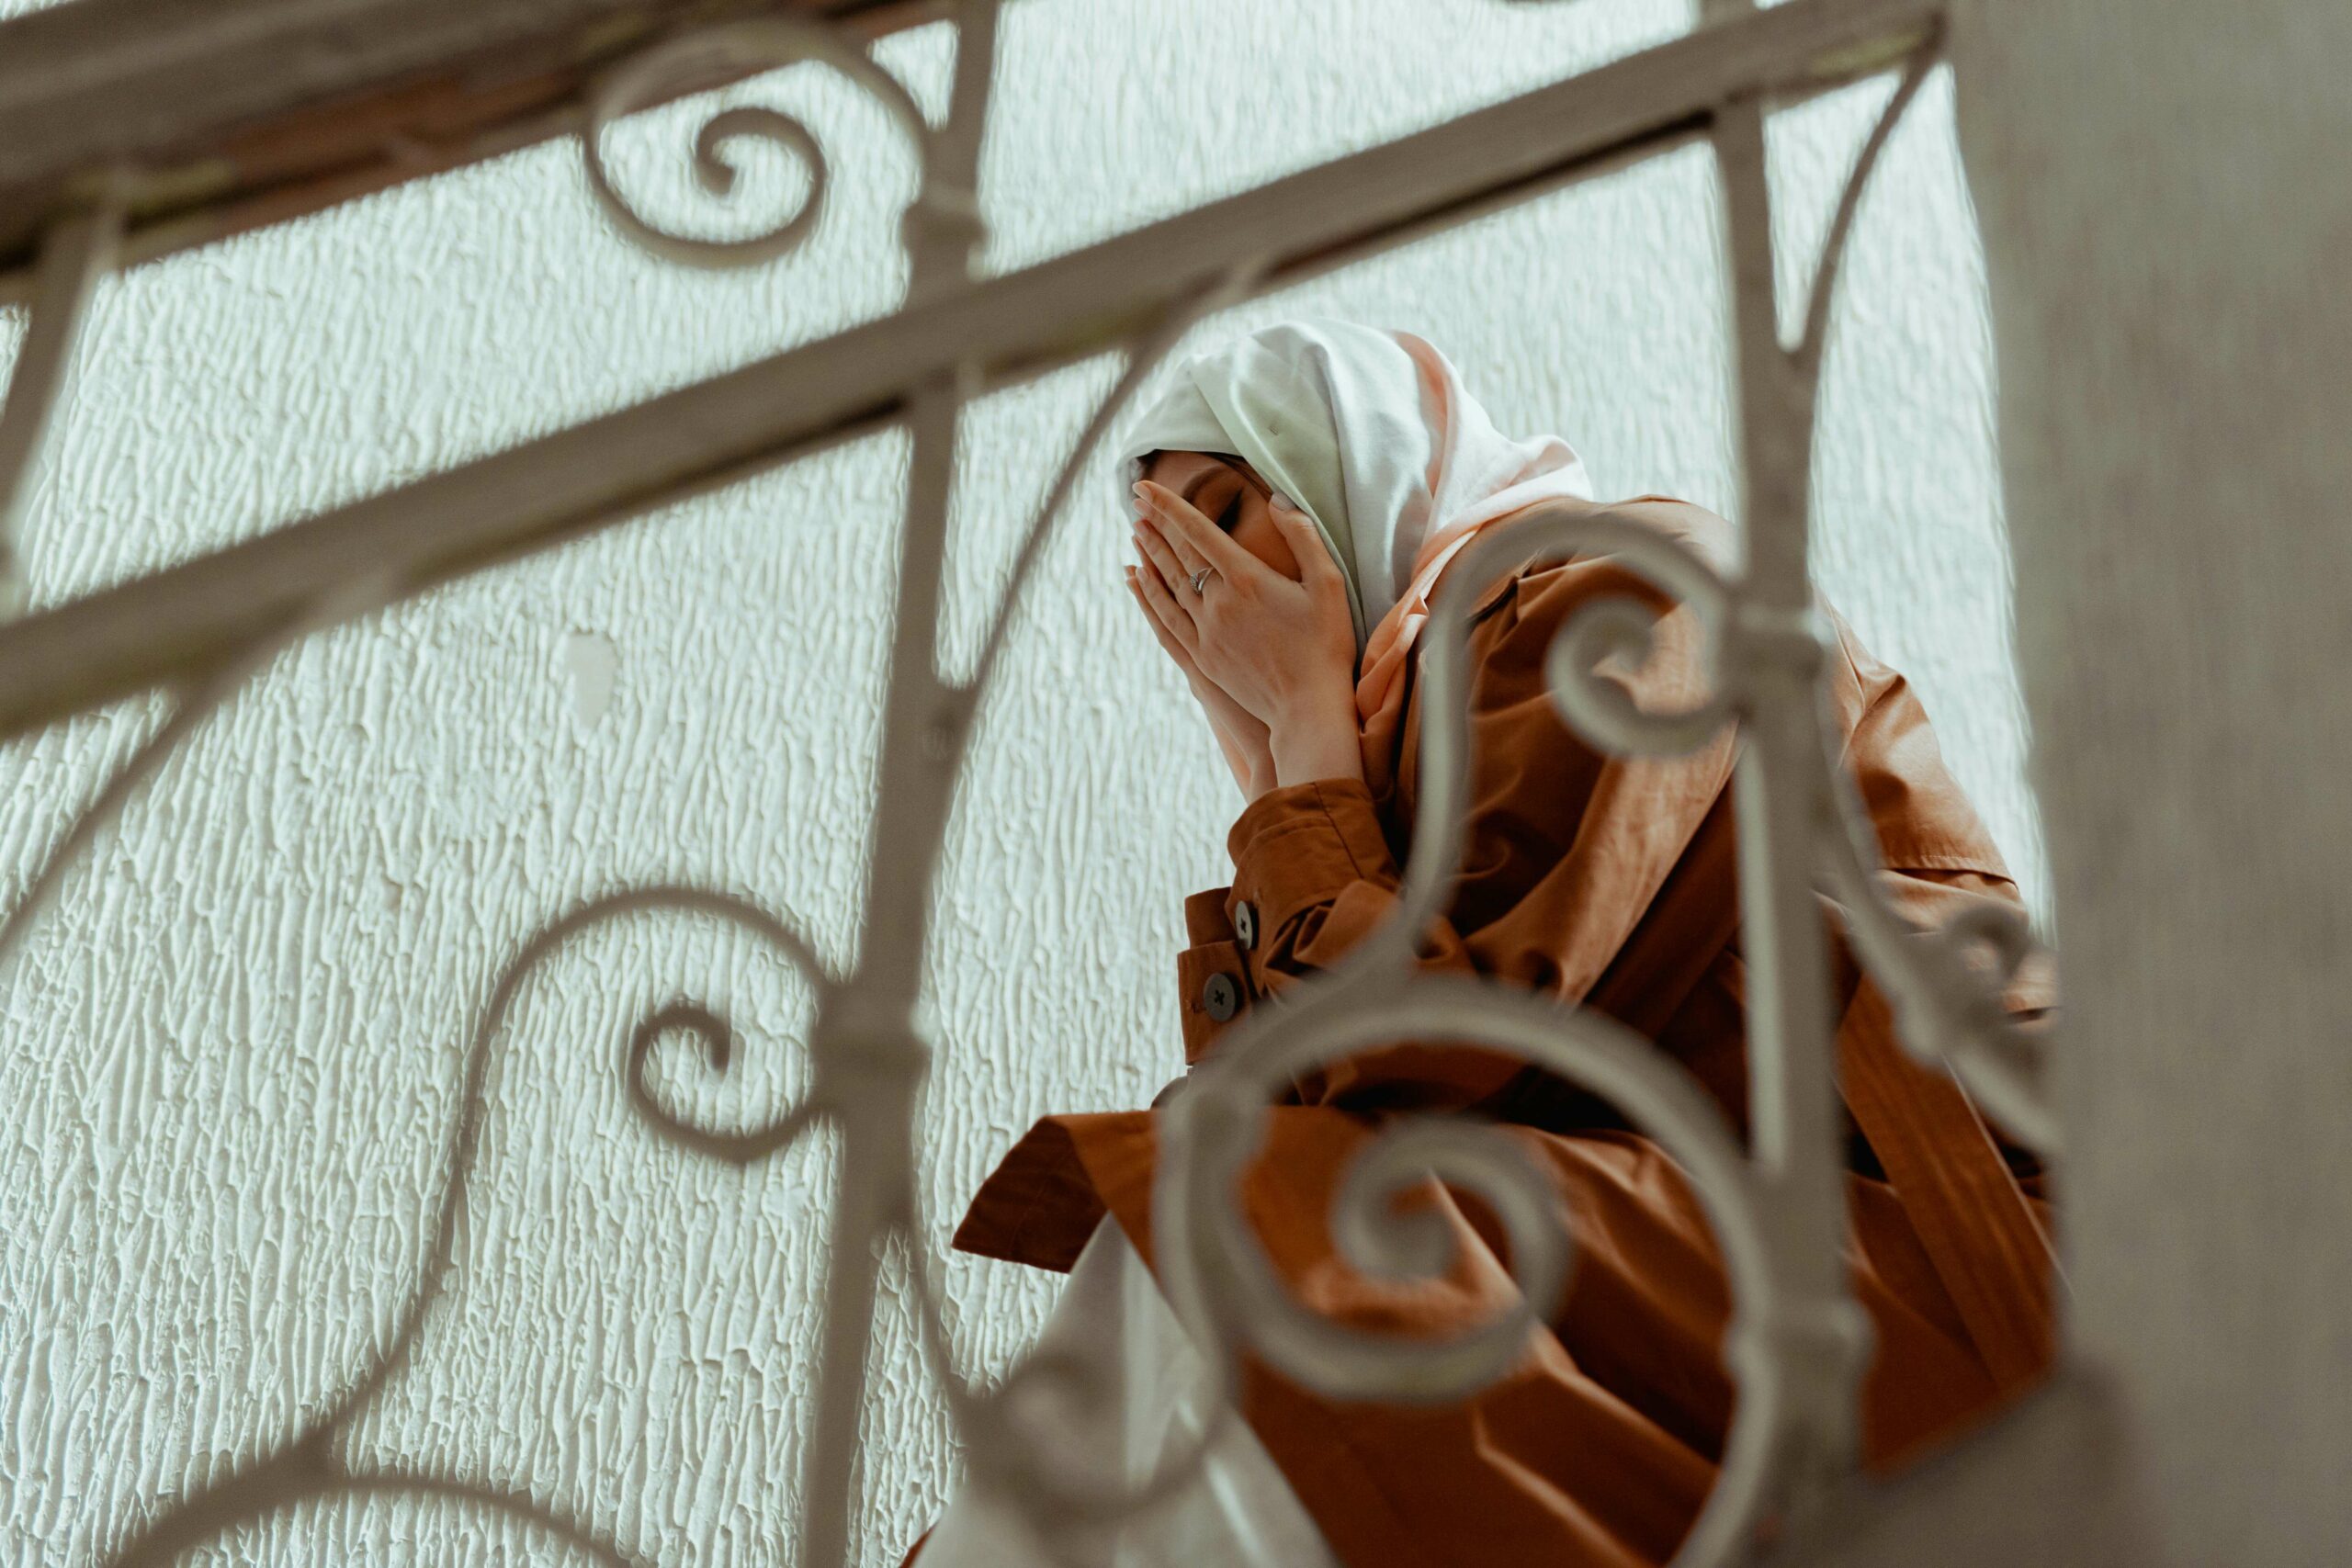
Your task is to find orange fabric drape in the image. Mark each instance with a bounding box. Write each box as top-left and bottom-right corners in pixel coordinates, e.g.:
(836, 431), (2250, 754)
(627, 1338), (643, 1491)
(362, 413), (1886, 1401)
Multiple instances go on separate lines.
(944, 496), (2058, 1566)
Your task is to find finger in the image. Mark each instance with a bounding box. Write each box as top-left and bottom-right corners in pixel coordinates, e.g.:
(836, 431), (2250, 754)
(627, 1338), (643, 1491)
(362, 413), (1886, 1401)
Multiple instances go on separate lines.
(1126, 569), (1201, 671)
(1132, 519), (1197, 599)
(1129, 548), (1199, 646)
(1136, 480), (1255, 581)
(1136, 510), (1207, 580)
(1268, 493), (1346, 589)
(1130, 533), (1196, 631)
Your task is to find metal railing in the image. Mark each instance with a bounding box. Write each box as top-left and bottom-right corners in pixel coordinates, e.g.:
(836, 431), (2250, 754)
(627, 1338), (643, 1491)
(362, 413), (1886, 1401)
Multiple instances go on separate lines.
(0, 0), (2053, 1562)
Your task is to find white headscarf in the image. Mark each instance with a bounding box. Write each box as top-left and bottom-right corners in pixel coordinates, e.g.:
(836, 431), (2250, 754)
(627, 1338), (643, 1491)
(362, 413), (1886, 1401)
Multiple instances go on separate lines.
(1112, 316), (1593, 649)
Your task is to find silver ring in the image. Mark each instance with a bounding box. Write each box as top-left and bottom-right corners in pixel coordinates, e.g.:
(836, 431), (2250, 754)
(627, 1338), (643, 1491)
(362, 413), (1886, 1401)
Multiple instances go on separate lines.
(1189, 566), (1214, 595)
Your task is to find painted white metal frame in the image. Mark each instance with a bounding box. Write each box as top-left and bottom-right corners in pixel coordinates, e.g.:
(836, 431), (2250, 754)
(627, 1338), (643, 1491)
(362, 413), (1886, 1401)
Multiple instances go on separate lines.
(0, 0), (2057, 1562)
(0, 184), (123, 617)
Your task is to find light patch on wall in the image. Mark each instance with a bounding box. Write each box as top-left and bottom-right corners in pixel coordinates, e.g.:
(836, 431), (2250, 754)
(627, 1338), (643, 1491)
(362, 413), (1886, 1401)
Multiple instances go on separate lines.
(561, 627), (621, 730)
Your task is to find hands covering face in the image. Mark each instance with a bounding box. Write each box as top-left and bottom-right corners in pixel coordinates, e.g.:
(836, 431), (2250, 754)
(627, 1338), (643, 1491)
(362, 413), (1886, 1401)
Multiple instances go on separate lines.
(1122, 453), (1363, 802)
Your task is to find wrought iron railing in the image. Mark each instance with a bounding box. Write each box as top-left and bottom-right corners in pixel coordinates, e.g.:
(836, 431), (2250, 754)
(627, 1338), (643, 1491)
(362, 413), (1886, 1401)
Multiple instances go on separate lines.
(0, 0), (2053, 1562)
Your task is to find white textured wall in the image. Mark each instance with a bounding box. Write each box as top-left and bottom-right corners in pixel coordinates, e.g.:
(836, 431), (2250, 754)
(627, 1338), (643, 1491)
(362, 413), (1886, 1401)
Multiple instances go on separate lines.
(0, 1), (2041, 1562)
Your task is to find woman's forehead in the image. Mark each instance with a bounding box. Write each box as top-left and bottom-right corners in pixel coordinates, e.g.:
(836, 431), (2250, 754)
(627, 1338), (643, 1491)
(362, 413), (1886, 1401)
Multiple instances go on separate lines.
(1142, 449), (1265, 490)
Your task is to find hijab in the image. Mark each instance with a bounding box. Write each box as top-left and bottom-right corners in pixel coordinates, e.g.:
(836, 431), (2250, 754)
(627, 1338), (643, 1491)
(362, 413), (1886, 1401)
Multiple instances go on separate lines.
(1113, 316), (1593, 794)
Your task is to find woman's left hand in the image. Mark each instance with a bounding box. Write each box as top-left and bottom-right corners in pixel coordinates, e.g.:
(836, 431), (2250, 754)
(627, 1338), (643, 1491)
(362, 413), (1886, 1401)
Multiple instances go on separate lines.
(1129, 479), (1363, 788)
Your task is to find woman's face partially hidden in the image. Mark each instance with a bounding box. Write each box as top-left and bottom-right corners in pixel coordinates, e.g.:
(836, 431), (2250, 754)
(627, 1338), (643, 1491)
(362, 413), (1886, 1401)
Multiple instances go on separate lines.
(1136, 449), (1302, 581)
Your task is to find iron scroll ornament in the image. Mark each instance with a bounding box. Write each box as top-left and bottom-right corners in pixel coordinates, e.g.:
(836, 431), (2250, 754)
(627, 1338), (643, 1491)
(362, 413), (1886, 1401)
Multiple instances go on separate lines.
(0, 6), (2063, 1564)
(578, 17), (965, 274)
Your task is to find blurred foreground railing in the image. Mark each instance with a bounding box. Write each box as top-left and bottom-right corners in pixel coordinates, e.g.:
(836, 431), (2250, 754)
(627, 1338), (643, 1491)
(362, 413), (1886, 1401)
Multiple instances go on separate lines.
(0, 0), (2053, 1562)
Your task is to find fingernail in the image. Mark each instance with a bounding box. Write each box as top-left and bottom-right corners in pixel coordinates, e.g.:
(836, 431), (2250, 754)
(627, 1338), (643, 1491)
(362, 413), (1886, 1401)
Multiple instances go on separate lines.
(1270, 490), (1294, 512)
(1131, 480), (1150, 502)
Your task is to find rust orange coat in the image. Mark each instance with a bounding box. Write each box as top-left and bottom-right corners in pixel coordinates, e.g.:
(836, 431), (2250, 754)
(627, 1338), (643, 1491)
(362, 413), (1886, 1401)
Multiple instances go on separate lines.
(950, 498), (2057, 1568)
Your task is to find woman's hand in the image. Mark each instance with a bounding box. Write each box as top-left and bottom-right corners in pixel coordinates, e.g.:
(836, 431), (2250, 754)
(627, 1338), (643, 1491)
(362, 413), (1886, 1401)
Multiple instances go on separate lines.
(1128, 479), (1363, 789)
(1124, 565), (1276, 801)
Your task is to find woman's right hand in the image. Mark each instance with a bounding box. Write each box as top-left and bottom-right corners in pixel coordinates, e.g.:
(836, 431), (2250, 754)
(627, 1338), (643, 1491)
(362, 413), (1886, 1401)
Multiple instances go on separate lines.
(1125, 564), (1276, 801)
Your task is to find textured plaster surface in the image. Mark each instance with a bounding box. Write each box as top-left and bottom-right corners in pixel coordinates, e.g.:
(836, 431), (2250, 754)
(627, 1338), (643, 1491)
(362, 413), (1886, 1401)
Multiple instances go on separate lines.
(1957, 1), (2352, 1561)
(0, 0), (2040, 1562)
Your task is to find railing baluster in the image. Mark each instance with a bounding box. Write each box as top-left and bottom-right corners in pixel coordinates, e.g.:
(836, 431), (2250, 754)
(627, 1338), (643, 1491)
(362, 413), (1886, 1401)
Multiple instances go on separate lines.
(1710, 86), (1872, 1503)
(0, 184), (122, 619)
(0, 5), (2061, 1562)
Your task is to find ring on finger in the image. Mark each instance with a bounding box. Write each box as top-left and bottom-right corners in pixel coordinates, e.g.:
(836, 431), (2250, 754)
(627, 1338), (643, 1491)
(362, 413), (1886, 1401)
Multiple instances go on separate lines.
(1189, 566), (1214, 595)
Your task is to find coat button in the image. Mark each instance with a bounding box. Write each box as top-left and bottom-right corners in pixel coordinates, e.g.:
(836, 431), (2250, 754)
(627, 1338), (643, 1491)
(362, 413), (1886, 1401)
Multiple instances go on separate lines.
(1232, 899), (1258, 951)
(1202, 972), (1240, 1022)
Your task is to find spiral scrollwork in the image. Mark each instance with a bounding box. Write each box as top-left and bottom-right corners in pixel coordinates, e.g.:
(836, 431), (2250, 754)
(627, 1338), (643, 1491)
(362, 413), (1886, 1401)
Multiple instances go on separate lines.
(1532, 505), (1743, 758)
(1396, 484), (2060, 1168)
(579, 18), (948, 270)
(336, 883), (836, 1435)
(90, 883), (833, 1566)
(9, 0), (2060, 1555)
(1133, 445), (2041, 1557)
(1496, 492), (2060, 1156)
(1817, 759), (2059, 1150)
(1359, 501), (1745, 980)
(600, 893), (834, 1163)
(1149, 503), (1761, 1422)
(1152, 976), (1811, 1568)
(1330, 1115), (1568, 1303)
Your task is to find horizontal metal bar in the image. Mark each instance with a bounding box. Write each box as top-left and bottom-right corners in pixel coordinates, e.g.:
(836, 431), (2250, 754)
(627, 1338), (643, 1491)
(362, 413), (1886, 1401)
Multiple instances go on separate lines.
(0, 0), (944, 298)
(0, 0), (1938, 744)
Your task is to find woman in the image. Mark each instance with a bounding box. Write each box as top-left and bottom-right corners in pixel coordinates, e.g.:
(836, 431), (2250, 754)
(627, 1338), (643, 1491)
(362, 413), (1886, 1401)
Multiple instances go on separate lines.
(917, 319), (2056, 1566)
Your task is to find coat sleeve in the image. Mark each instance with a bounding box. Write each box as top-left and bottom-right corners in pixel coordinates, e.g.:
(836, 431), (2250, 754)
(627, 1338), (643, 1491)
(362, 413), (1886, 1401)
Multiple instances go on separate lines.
(1190, 532), (1741, 1112)
(1829, 615), (2061, 1020)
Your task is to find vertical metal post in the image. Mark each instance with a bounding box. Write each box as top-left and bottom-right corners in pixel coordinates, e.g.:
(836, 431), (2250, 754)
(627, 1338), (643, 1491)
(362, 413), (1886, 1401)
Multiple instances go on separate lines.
(797, 6), (998, 1566)
(0, 190), (122, 619)
(1712, 87), (1870, 1504)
